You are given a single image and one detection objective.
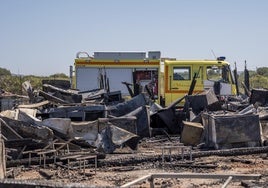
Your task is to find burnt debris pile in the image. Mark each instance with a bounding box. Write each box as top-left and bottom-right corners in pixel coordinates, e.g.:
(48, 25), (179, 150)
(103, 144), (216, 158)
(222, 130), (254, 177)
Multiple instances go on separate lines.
(0, 80), (268, 179)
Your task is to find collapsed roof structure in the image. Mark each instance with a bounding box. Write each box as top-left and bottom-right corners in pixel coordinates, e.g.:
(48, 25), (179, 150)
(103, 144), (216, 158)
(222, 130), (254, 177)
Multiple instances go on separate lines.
(0, 77), (268, 187)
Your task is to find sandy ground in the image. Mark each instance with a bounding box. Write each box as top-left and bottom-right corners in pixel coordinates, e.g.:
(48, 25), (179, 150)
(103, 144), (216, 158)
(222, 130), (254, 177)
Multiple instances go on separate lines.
(10, 139), (268, 187)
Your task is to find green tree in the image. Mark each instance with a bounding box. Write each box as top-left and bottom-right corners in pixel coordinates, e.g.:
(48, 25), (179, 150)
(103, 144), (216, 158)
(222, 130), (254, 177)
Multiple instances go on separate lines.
(49, 73), (69, 79)
(23, 75), (44, 91)
(250, 75), (268, 89)
(237, 68), (268, 92)
(237, 70), (257, 85)
(0, 67), (11, 76)
(0, 75), (22, 94)
(256, 67), (268, 77)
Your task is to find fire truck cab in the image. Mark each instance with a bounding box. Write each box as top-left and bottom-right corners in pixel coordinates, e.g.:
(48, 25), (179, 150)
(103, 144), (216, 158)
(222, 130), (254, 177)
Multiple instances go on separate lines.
(162, 58), (236, 106)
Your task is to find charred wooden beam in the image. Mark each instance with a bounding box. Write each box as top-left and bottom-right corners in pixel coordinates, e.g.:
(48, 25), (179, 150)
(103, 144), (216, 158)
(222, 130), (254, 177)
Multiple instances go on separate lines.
(39, 90), (69, 104)
(4, 138), (42, 148)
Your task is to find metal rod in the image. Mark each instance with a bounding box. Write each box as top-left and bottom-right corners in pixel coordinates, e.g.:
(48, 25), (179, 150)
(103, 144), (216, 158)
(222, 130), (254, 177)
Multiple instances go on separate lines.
(121, 173), (261, 188)
(221, 176), (233, 188)
(151, 173), (260, 180)
(121, 175), (151, 188)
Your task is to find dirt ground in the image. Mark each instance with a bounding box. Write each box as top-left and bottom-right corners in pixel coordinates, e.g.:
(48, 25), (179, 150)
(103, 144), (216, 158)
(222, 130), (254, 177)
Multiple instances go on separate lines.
(11, 138), (268, 187)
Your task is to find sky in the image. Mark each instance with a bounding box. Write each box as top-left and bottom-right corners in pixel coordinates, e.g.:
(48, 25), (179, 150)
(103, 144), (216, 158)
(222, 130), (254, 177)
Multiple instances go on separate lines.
(0, 0), (268, 76)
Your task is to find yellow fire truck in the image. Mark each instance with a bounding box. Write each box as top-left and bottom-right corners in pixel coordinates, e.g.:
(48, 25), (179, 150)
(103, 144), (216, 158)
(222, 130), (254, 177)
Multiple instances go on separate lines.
(72, 51), (236, 106)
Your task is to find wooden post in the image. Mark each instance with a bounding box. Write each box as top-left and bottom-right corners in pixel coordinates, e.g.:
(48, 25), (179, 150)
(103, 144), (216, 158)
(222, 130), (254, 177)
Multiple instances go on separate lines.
(0, 134), (6, 179)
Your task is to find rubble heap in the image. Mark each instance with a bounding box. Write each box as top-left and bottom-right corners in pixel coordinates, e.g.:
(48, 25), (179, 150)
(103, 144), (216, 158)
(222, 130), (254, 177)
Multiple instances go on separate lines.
(0, 81), (268, 187)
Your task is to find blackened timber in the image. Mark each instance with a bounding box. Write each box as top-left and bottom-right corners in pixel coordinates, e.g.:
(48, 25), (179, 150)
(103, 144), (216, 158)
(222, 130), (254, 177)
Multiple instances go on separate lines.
(39, 90), (69, 104)
(4, 138), (42, 148)
(241, 82), (251, 97)
(185, 89), (219, 115)
(121, 82), (134, 97)
(244, 61), (250, 95)
(250, 88), (268, 106)
(96, 146), (268, 168)
(0, 118), (23, 140)
(45, 105), (106, 121)
(188, 66), (201, 95)
(43, 84), (82, 104)
(108, 94), (147, 117)
(98, 117), (137, 135)
(0, 178), (95, 187)
(233, 62), (240, 95)
(124, 106), (151, 138)
(42, 80), (71, 90)
(152, 107), (179, 134)
(0, 116), (54, 142)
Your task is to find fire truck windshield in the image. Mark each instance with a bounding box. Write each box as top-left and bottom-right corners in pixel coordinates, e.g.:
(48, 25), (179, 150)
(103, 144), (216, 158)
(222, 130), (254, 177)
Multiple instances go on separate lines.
(207, 65), (227, 82)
